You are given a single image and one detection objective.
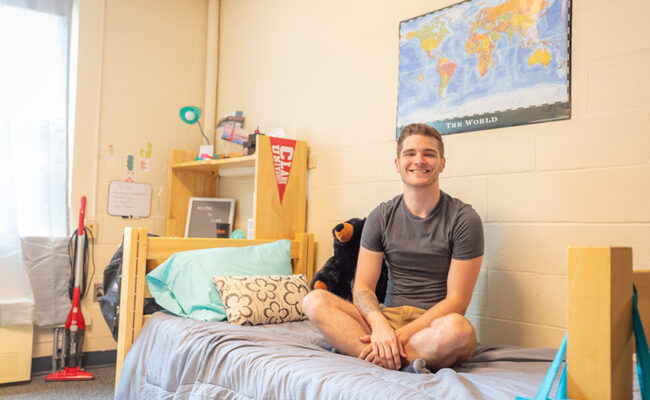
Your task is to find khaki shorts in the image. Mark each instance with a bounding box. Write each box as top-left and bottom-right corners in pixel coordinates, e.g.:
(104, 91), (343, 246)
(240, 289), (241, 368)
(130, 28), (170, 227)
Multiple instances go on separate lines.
(380, 305), (426, 330)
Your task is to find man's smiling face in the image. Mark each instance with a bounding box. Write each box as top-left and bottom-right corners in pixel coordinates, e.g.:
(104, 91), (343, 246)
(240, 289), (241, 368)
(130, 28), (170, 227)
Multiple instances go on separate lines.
(395, 134), (446, 188)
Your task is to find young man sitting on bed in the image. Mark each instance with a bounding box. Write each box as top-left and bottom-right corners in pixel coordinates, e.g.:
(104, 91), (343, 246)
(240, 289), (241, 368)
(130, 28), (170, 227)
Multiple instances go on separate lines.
(302, 123), (484, 373)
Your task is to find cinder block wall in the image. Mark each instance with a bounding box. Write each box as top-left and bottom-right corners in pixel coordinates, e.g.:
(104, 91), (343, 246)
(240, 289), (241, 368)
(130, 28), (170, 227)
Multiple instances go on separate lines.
(217, 0), (650, 347)
(58, 0), (649, 354)
(33, 0), (207, 357)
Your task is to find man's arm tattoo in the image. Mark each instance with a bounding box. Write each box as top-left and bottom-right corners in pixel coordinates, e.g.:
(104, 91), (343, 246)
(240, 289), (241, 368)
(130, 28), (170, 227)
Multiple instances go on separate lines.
(355, 290), (381, 315)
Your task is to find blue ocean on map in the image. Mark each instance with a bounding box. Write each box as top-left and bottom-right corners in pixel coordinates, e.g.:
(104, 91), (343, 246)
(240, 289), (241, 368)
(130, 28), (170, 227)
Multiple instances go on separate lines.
(397, 0), (570, 131)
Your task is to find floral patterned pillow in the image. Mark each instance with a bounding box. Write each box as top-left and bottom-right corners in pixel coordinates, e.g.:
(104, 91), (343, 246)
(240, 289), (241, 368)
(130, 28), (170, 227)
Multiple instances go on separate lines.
(211, 274), (310, 326)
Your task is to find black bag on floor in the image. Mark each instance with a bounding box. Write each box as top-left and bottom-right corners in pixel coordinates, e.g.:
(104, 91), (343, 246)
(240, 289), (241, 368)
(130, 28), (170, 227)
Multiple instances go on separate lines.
(99, 234), (162, 341)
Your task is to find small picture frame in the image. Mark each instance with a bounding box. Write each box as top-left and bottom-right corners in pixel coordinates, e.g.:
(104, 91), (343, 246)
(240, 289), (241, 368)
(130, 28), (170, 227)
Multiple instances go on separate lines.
(184, 197), (236, 238)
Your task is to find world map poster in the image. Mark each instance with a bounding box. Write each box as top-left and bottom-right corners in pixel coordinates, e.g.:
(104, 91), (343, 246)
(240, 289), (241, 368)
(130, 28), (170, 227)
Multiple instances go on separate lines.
(397, 0), (571, 136)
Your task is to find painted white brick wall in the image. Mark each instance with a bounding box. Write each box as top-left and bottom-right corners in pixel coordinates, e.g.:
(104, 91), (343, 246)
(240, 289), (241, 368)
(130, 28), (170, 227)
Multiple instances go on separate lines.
(216, 0), (650, 349)
(536, 110), (650, 170)
(61, 0), (208, 357)
(444, 127), (537, 177)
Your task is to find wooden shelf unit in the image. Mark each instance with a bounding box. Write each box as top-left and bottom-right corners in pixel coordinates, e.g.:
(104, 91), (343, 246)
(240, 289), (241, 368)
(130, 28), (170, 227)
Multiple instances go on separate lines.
(166, 135), (307, 240)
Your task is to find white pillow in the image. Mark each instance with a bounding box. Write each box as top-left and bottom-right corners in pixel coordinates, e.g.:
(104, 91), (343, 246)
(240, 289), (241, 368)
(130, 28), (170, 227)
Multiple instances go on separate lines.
(212, 274), (310, 326)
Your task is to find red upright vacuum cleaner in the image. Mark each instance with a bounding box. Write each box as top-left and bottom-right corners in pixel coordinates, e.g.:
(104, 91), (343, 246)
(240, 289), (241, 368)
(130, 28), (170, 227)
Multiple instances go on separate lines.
(46, 196), (95, 382)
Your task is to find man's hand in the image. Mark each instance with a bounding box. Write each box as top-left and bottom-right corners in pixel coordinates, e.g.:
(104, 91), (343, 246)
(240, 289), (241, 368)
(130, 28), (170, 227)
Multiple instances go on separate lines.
(353, 248), (408, 369)
(357, 343), (380, 365)
(357, 324), (406, 370)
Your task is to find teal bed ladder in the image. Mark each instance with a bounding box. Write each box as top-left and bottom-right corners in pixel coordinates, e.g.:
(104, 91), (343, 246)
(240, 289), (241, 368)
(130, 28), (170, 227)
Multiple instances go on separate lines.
(515, 333), (568, 400)
(517, 284), (650, 400)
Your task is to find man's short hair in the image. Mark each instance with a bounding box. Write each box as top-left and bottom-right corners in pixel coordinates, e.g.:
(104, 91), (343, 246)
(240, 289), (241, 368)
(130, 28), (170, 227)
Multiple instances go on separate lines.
(397, 123), (444, 158)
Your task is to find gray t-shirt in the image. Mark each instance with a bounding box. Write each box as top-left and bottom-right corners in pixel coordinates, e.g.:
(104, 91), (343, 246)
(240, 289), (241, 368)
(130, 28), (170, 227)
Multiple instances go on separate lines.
(360, 191), (484, 310)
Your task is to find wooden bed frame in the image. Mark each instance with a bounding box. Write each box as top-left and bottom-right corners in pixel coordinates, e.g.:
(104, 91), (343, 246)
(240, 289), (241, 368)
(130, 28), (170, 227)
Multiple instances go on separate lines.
(114, 227), (314, 389)
(114, 228), (648, 399)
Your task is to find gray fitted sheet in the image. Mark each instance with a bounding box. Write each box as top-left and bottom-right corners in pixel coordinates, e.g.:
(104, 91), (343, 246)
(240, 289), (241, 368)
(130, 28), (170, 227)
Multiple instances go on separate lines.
(116, 312), (640, 399)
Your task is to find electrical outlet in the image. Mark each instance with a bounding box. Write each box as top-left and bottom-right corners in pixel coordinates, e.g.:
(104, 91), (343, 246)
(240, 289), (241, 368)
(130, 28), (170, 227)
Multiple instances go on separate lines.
(93, 283), (103, 302)
(86, 220), (97, 240)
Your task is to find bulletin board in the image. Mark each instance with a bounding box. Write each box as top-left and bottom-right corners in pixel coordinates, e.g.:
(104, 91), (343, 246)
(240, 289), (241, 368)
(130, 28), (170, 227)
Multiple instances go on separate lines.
(107, 181), (152, 218)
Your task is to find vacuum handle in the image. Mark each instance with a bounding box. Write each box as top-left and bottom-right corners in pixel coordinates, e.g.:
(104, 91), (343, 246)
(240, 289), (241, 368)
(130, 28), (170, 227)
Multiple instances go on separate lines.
(78, 196), (86, 235)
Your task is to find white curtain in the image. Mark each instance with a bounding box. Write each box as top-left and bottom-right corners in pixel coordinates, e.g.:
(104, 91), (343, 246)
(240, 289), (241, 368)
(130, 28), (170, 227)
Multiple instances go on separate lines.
(0, 0), (72, 326)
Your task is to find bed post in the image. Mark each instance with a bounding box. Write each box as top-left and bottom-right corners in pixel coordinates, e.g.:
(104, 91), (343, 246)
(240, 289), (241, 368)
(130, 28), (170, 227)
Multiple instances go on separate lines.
(115, 227), (148, 391)
(304, 233), (314, 283)
(567, 246), (633, 400)
(294, 233), (314, 283)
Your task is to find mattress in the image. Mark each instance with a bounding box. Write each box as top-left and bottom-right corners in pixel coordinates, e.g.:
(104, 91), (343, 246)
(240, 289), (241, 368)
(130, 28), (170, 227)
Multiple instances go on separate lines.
(117, 312), (641, 399)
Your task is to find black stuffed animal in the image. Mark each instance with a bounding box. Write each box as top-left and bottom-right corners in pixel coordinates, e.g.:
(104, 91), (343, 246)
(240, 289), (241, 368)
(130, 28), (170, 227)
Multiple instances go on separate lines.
(310, 218), (388, 303)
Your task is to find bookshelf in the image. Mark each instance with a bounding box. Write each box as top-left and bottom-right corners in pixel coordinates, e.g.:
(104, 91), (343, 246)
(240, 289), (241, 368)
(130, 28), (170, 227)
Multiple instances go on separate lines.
(166, 135), (307, 240)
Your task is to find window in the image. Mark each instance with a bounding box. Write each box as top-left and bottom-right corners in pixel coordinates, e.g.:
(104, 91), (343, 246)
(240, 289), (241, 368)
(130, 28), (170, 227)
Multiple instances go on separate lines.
(0, 0), (73, 238)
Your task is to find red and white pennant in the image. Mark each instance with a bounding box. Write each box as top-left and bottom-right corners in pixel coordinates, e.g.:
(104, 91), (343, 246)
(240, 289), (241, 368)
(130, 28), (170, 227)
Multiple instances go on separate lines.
(269, 137), (296, 203)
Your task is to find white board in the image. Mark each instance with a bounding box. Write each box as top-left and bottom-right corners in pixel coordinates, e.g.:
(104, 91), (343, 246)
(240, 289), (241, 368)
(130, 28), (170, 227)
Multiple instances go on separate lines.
(107, 181), (152, 218)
